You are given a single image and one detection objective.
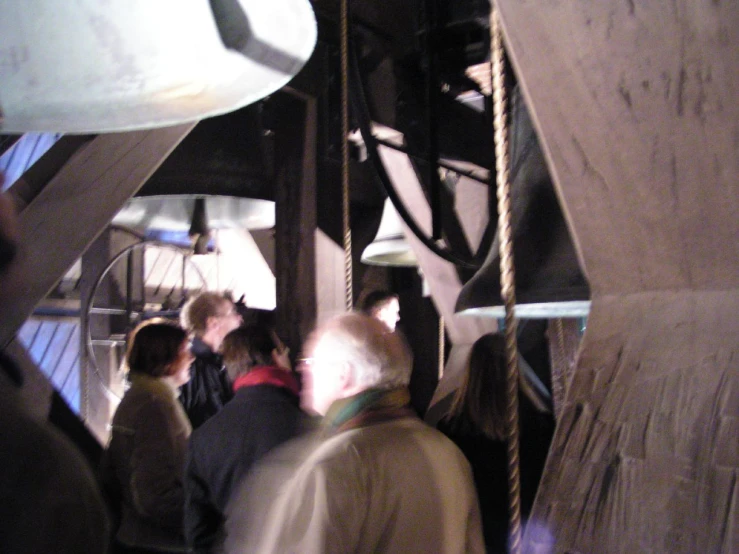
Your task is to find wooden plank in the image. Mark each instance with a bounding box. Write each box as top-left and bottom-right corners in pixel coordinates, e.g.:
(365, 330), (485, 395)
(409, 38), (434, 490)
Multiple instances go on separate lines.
(527, 291), (739, 553)
(57, 323), (81, 406)
(0, 123), (195, 348)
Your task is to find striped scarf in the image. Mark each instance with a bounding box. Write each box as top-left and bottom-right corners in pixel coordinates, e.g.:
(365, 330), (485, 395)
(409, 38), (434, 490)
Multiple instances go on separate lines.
(322, 386), (415, 436)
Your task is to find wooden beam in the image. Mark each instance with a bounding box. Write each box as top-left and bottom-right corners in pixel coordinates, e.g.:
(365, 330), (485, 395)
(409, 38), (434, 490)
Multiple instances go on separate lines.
(496, 0), (739, 296)
(528, 291), (739, 553)
(78, 228), (141, 443)
(274, 92), (318, 352)
(0, 123), (195, 348)
(494, 1), (739, 551)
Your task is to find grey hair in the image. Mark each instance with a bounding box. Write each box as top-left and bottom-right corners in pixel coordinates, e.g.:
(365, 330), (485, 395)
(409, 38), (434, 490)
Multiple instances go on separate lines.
(314, 312), (412, 389)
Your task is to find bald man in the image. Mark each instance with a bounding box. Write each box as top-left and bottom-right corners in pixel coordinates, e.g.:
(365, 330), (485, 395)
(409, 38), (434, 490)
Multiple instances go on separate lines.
(225, 313), (484, 554)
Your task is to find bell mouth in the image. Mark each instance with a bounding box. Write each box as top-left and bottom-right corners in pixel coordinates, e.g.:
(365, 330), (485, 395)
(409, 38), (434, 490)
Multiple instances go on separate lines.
(361, 236), (419, 267)
(459, 300), (591, 319)
(112, 195), (276, 235)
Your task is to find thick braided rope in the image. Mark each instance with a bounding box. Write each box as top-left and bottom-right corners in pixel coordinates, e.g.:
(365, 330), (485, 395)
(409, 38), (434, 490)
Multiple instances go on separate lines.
(438, 316), (445, 380)
(340, 0), (353, 311)
(490, 8), (523, 554)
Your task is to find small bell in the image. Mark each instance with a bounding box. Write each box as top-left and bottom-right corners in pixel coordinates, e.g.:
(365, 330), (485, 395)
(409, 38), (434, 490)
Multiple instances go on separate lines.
(361, 198), (419, 267)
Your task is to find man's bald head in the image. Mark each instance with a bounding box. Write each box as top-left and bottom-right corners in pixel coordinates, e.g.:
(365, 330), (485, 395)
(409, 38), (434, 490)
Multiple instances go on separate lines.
(300, 313), (412, 415)
(311, 313), (412, 388)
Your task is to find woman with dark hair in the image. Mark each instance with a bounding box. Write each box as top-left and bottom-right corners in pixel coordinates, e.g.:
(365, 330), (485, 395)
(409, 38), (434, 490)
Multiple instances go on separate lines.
(437, 333), (554, 554)
(101, 319), (195, 553)
(184, 325), (311, 552)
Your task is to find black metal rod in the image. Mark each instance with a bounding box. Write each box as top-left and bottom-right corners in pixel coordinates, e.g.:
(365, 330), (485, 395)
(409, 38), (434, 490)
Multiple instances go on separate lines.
(425, 0), (442, 240)
(372, 137), (490, 186)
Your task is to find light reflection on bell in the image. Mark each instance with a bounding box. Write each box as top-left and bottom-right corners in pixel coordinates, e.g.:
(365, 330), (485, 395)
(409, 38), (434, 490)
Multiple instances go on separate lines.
(0, 0), (316, 133)
(111, 195), (275, 253)
(112, 195), (275, 233)
(361, 199), (419, 267)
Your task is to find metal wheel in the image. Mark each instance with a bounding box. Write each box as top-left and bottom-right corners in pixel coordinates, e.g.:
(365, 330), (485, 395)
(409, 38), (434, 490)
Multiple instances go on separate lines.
(83, 240), (207, 400)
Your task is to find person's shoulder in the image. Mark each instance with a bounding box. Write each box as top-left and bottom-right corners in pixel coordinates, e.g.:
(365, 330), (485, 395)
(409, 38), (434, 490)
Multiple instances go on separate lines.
(0, 403), (110, 552)
(119, 381), (182, 427)
(357, 417), (474, 467)
(409, 417), (474, 452)
(0, 401), (106, 505)
(189, 394), (245, 443)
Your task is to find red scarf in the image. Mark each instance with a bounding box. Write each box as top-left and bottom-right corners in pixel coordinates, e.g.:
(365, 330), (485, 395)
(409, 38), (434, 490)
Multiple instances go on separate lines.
(232, 366), (300, 396)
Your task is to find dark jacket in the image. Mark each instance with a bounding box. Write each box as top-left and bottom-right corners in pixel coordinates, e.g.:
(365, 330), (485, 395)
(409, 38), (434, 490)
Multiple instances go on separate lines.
(179, 338), (233, 429)
(101, 373), (192, 552)
(435, 393), (554, 554)
(0, 355), (110, 554)
(184, 367), (312, 552)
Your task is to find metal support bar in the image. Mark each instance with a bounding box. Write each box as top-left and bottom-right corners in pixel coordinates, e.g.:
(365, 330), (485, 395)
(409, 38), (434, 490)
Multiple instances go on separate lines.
(373, 137), (490, 185)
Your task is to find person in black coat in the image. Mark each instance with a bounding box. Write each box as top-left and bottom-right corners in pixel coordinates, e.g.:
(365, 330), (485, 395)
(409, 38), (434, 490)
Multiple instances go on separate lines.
(179, 292), (243, 429)
(435, 333), (555, 554)
(184, 325), (312, 552)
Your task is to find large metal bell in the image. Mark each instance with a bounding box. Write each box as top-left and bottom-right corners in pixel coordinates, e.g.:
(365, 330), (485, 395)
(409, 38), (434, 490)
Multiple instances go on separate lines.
(455, 86), (590, 319)
(0, 0), (316, 133)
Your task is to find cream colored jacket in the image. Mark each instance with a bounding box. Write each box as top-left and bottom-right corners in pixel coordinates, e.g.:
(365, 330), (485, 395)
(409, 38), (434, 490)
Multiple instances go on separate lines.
(225, 416), (485, 554)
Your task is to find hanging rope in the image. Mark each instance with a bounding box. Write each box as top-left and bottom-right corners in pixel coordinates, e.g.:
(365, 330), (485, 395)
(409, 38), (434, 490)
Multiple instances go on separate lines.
(438, 316), (445, 380)
(340, 0), (353, 311)
(490, 8), (523, 554)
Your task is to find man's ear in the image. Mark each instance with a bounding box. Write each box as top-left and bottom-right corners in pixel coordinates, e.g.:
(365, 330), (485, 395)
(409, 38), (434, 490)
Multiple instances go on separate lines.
(205, 315), (219, 332)
(337, 362), (358, 393)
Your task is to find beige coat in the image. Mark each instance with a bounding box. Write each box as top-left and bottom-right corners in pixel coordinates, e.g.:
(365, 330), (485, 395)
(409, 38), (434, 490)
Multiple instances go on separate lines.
(101, 373), (192, 552)
(226, 416), (485, 554)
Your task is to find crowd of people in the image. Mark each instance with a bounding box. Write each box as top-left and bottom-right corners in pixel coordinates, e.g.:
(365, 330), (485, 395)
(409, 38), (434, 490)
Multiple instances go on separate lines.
(94, 290), (483, 553)
(1, 181), (551, 554)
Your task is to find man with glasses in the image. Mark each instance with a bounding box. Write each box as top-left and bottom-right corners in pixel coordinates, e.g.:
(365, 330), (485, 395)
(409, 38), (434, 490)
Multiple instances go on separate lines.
(224, 313), (484, 553)
(180, 292), (243, 428)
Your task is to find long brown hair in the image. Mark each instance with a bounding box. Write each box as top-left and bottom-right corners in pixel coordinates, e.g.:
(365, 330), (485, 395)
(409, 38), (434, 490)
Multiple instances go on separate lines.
(445, 333), (508, 441)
